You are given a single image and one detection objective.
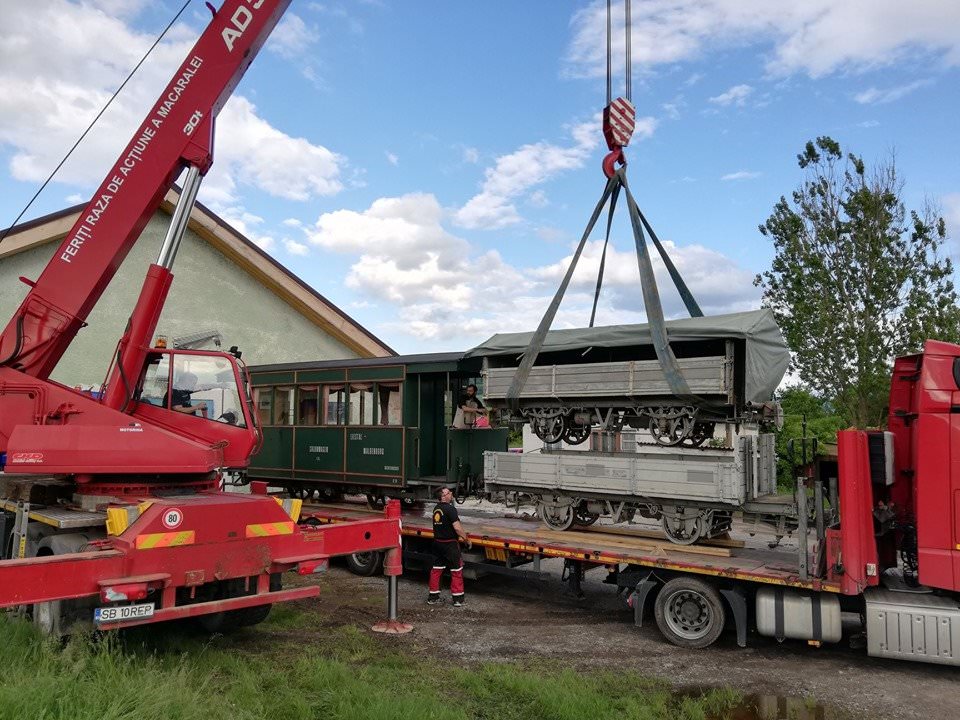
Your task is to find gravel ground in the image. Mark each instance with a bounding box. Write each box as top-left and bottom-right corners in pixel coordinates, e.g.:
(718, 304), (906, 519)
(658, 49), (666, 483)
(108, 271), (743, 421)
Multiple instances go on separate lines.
(294, 558), (959, 720)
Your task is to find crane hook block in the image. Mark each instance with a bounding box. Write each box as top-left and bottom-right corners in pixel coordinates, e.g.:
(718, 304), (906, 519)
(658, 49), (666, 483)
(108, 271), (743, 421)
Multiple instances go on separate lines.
(602, 97), (636, 151)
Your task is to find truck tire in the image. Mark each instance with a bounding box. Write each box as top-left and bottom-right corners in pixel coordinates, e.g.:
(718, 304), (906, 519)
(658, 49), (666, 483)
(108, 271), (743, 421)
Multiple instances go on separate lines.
(32, 534), (95, 638)
(346, 550), (384, 576)
(653, 577), (726, 649)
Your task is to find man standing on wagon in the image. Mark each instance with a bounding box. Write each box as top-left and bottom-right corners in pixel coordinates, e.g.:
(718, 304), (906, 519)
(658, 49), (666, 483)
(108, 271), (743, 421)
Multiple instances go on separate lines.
(427, 486), (471, 607)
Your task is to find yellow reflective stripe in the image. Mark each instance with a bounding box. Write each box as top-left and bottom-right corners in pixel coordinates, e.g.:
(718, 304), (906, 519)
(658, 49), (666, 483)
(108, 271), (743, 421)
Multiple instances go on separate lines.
(272, 497), (303, 522)
(245, 522), (295, 538)
(135, 531), (196, 549)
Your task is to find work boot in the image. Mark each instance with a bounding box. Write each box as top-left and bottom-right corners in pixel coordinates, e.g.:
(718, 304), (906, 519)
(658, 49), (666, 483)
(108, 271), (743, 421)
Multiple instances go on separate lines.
(452, 595), (465, 607)
(426, 593), (443, 605)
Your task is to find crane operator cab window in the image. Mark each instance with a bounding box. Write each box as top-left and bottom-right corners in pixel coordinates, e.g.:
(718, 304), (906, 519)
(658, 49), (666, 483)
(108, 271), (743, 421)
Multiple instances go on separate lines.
(138, 352), (246, 427)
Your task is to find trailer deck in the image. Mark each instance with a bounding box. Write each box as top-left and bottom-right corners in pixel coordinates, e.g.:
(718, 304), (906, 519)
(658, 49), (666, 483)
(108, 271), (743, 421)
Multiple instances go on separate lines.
(302, 501), (841, 593)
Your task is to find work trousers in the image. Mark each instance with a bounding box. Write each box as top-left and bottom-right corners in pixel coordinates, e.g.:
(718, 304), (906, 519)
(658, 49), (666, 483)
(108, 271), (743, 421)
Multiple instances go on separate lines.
(428, 539), (464, 598)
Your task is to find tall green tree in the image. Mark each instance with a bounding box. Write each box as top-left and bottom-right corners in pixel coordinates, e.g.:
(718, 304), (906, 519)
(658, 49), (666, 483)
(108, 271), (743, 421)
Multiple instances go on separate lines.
(755, 137), (960, 427)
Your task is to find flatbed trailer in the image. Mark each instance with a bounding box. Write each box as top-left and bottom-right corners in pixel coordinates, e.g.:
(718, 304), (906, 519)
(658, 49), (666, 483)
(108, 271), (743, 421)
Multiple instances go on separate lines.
(301, 500), (850, 652)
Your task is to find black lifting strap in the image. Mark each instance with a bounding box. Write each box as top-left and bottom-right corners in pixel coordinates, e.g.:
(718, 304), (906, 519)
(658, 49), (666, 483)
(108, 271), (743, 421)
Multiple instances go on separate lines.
(619, 169), (693, 397)
(589, 181), (621, 327)
(506, 169), (700, 411)
(638, 208), (702, 317)
(506, 174), (619, 411)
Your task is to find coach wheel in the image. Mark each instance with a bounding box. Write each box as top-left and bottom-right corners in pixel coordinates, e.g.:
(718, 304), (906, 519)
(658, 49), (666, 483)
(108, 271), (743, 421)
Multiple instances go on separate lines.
(563, 423), (592, 446)
(648, 414), (694, 446)
(346, 550), (384, 577)
(288, 486), (314, 501)
(661, 508), (705, 545)
(538, 499), (575, 531)
(366, 493), (385, 510)
(653, 577), (726, 649)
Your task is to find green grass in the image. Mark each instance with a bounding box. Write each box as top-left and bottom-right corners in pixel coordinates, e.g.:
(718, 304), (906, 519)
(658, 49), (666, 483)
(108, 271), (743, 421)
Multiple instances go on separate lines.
(0, 611), (742, 720)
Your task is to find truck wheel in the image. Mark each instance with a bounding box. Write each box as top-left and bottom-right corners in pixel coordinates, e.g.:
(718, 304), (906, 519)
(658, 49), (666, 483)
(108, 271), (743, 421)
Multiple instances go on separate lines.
(346, 550), (384, 576)
(653, 577), (726, 649)
(32, 535), (94, 638)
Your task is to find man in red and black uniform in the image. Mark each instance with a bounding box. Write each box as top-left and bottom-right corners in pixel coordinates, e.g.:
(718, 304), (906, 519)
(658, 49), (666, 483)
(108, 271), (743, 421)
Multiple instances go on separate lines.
(428, 486), (471, 607)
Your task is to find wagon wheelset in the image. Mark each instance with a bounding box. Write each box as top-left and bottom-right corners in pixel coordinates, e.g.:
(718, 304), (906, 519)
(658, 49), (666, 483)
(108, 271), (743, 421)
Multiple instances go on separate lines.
(660, 508), (707, 545)
(562, 422), (592, 446)
(537, 497), (576, 531)
(529, 411), (567, 444)
(648, 414), (694, 447)
(573, 502), (600, 527)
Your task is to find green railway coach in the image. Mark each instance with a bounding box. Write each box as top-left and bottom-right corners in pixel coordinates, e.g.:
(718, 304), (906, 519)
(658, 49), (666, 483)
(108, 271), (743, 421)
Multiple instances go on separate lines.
(245, 352), (510, 503)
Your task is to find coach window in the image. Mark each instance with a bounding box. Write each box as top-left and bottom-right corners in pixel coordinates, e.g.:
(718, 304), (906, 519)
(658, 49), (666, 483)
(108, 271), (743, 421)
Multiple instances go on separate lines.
(254, 387), (273, 426)
(274, 386), (295, 425)
(323, 384), (346, 425)
(297, 385), (319, 425)
(349, 383), (374, 425)
(377, 382), (402, 425)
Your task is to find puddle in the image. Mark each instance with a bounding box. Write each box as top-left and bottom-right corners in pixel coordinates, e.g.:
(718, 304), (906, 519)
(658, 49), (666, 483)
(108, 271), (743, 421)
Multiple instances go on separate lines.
(712, 694), (840, 720)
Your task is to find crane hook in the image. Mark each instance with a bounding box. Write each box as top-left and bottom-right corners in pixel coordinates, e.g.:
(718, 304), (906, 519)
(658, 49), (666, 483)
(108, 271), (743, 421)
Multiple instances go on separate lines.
(602, 147), (625, 178)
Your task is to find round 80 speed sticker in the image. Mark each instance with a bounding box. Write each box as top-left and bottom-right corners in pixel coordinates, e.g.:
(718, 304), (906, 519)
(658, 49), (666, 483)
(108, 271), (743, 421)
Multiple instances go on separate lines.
(161, 508), (183, 529)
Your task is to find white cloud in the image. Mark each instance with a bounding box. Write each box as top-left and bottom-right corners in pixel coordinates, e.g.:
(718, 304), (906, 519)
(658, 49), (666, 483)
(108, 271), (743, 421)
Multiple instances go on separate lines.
(283, 239), (309, 256)
(385, 151), (399, 166)
(462, 146), (480, 164)
(202, 97), (344, 205)
(302, 192), (758, 345)
(65, 193), (84, 204)
(709, 84), (753, 107)
(216, 208), (275, 251)
(267, 14), (320, 60)
(453, 116), (637, 230)
(564, 0), (960, 79)
(528, 190), (549, 208)
(853, 79), (933, 104)
(857, 120), (880, 128)
(0, 2), (345, 209)
(303, 192), (536, 342)
(721, 170), (761, 181)
(531, 239), (759, 318)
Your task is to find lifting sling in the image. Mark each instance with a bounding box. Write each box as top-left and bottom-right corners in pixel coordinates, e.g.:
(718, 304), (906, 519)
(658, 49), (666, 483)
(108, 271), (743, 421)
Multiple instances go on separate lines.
(506, 0), (702, 411)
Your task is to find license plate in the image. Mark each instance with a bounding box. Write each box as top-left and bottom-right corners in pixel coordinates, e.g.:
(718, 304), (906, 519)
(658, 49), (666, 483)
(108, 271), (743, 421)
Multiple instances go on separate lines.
(94, 603), (155, 624)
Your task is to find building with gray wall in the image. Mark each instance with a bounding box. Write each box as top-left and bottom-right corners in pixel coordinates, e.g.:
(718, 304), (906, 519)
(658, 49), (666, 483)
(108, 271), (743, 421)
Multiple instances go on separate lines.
(0, 190), (393, 388)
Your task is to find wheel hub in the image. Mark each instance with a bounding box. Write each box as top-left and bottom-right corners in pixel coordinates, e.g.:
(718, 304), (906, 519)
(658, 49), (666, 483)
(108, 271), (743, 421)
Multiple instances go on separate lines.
(666, 591), (710, 638)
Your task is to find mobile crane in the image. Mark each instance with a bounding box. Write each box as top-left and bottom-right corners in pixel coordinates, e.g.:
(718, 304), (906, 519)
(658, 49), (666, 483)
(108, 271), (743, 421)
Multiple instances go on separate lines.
(0, 0), (403, 635)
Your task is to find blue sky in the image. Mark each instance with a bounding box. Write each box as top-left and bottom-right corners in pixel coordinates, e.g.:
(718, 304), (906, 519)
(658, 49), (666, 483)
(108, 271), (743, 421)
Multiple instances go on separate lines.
(2, 0), (959, 354)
